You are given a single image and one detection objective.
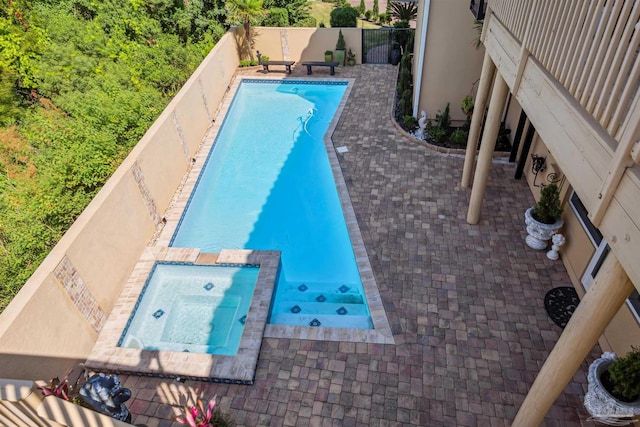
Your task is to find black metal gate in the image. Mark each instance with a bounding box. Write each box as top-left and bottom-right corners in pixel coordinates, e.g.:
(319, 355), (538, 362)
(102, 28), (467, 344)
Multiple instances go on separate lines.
(362, 28), (414, 64)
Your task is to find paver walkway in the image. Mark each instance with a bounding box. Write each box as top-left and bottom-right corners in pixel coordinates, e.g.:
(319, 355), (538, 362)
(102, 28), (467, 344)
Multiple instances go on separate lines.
(123, 64), (601, 426)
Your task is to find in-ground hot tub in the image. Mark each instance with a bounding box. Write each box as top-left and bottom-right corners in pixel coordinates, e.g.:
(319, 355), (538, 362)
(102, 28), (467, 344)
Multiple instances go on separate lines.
(85, 248), (279, 384)
(119, 263), (259, 356)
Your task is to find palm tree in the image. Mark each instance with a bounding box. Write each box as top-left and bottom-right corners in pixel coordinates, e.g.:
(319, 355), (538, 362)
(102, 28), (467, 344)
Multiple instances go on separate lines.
(226, 0), (264, 61)
(390, 0), (418, 22)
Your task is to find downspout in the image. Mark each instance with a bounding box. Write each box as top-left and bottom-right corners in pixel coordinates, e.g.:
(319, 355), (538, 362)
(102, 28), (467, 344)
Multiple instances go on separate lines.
(412, 0), (431, 117)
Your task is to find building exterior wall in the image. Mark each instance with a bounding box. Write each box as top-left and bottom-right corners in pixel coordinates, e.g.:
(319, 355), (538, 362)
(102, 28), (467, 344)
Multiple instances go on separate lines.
(414, 0), (485, 124)
(0, 31), (240, 380)
(523, 136), (640, 355)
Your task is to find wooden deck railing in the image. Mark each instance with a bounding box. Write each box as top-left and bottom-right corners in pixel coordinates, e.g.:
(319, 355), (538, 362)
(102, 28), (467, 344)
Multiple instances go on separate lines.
(489, 0), (640, 142)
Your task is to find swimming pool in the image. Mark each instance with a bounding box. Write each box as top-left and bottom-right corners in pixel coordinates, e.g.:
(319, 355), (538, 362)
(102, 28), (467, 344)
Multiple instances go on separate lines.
(170, 80), (372, 328)
(118, 263), (258, 355)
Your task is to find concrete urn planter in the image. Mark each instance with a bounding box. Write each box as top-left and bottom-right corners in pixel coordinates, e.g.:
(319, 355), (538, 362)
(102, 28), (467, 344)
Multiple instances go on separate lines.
(584, 353), (640, 425)
(524, 207), (563, 250)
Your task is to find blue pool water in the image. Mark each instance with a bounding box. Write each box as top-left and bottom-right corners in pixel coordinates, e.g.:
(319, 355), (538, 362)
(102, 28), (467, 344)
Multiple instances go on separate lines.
(119, 263), (258, 355)
(171, 80), (372, 328)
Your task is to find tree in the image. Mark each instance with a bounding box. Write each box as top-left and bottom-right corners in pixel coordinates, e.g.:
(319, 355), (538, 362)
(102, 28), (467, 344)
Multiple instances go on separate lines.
(330, 6), (358, 27)
(263, 7), (288, 27)
(372, 0), (379, 19)
(262, 0), (309, 26)
(390, 0), (417, 21)
(226, 0), (264, 60)
(357, 0), (365, 16)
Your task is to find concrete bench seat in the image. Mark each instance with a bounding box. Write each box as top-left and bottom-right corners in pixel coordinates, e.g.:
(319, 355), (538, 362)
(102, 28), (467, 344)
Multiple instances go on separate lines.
(301, 62), (340, 76)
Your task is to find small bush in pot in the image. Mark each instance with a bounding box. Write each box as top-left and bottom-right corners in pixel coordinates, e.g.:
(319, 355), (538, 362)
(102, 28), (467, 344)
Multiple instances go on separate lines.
(532, 183), (562, 224)
(607, 347), (640, 402)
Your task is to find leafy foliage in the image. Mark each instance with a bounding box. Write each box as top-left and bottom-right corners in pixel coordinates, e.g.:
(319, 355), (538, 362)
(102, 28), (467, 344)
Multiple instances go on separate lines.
(608, 347), (640, 401)
(390, 0), (418, 21)
(436, 103), (451, 131)
(533, 183), (562, 224)
(336, 29), (345, 50)
(450, 129), (468, 146)
(262, 7), (289, 27)
(330, 6), (358, 27)
(263, 0), (310, 26)
(0, 0), (226, 311)
(372, 0), (379, 19)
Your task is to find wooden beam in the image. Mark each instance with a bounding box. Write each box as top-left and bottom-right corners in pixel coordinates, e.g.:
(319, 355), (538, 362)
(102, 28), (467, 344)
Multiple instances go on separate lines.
(590, 92), (640, 225)
(513, 255), (633, 426)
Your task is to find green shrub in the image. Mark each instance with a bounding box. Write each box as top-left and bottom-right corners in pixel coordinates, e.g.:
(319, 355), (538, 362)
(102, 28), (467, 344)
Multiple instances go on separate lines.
(295, 16), (318, 27)
(365, 10), (372, 20)
(336, 29), (346, 50)
(250, 59), (259, 66)
(357, 0), (366, 15)
(377, 13), (386, 23)
(461, 95), (474, 115)
(428, 124), (447, 144)
(436, 103), (451, 131)
(608, 347), (640, 401)
(450, 129), (468, 146)
(263, 8), (289, 27)
(330, 6), (359, 27)
(239, 59), (250, 67)
(399, 88), (412, 117)
(532, 183), (562, 224)
(373, 0), (379, 18)
(397, 66), (411, 94)
(403, 115), (417, 129)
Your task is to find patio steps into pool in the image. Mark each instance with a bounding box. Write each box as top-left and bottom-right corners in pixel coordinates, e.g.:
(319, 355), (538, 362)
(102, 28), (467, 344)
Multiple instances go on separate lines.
(270, 282), (373, 329)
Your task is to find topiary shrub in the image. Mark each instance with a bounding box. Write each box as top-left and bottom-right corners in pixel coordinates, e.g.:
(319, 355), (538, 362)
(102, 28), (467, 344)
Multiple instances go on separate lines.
(336, 29), (346, 50)
(330, 6), (359, 27)
(532, 183), (562, 224)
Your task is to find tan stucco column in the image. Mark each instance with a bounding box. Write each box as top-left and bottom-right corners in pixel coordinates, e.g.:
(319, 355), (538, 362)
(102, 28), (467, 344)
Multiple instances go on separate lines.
(466, 71), (508, 224)
(461, 51), (496, 188)
(512, 254), (634, 426)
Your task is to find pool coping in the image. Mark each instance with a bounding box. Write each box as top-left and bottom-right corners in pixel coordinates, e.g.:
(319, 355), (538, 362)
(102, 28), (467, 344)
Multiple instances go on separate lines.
(85, 248), (279, 384)
(153, 75), (394, 345)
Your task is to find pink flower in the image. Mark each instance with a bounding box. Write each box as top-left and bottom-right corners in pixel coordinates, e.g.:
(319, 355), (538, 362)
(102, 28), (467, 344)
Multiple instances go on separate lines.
(176, 397), (217, 426)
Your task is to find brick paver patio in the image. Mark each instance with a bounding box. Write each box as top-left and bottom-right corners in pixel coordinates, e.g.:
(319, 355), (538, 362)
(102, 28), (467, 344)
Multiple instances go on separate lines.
(122, 64), (601, 426)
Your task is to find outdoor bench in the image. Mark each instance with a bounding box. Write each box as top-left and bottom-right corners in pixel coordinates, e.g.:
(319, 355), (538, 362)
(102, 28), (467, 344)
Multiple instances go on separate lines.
(301, 62), (340, 76)
(257, 51), (294, 74)
(261, 60), (295, 74)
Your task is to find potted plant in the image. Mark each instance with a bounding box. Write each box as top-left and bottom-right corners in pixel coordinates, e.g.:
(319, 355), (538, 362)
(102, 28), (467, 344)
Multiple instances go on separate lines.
(346, 48), (356, 66)
(334, 29), (346, 66)
(584, 351), (640, 422)
(324, 50), (334, 62)
(524, 183), (563, 250)
(461, 95), (474, 116)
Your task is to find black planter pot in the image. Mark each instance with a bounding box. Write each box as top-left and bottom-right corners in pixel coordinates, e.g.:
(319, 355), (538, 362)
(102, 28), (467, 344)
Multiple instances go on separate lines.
(390, 48), (401, 66)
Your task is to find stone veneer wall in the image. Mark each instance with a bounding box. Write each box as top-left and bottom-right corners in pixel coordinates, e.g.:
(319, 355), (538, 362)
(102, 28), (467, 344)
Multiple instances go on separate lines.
(0, 31), (240, 381)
